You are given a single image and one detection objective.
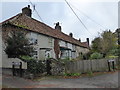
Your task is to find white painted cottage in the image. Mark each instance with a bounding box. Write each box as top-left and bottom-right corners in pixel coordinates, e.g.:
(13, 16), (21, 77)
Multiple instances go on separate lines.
(1, 5), (89, 63)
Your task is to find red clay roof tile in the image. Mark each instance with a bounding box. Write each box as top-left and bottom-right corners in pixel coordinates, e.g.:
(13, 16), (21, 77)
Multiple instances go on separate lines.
(1, 13), (89, 48)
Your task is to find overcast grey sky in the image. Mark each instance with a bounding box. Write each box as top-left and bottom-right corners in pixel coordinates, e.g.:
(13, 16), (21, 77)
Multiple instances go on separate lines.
(0, 0), (119, 43)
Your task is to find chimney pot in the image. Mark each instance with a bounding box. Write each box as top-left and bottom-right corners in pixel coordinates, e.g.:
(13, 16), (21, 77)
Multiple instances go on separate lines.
(55, 22), (61, 31)
(28, 5), (30, 8)
(86, 38), (89, 46)
(79, 38), (81, 42)
(69, 33), (73, 37)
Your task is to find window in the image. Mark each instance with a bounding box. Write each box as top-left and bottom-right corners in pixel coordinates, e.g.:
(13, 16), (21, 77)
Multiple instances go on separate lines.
(71, 51), (76, 58)
(72, 44), (75, 50)
(61, 50), (67, 59)
(65, 42), (67, 47)
(29, 33), (38, 45)
(45, 50), (51, 59)
(30, 38), (38, 45)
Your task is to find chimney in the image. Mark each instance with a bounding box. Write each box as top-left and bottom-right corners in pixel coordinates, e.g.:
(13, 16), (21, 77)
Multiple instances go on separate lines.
(55, 22), (61, 31)
(79, 38), (81, 42)
(69, 33), (73, 38)
(22, 5), (32, 17)
(86, 38), (89, 46)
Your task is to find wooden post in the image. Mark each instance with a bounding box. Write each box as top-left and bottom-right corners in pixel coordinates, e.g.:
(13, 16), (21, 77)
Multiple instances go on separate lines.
(20, 62), (22, 77)
(108, 61), (111, 72)
(112, 61), (115, 71)
(46, 59), (52, 75)
(12, 62), (15, 76)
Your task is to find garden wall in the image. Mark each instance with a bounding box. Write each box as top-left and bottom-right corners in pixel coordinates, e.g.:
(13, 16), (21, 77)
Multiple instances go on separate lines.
(2, 53), (27, 76)
(2, 52), (27, 69)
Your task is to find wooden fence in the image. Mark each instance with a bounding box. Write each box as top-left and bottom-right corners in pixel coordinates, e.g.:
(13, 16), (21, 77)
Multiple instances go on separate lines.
(65, 59), (118, 73)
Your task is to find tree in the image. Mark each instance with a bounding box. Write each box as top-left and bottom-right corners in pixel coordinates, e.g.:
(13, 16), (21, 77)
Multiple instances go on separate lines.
(91, 37), (101, 53)
(91, 30), (117, 57)
(5, 30), (33, 58)
(100, 30), (117, 56)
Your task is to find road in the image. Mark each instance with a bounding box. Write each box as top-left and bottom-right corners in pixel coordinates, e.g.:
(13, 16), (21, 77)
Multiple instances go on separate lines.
(2, 71), (119, 88)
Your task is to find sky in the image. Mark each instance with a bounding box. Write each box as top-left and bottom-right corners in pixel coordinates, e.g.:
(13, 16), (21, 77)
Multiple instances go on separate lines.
(0, 0), (119, 44)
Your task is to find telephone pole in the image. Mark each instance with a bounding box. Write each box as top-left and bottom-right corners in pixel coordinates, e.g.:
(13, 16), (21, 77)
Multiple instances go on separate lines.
(116, 29), (120, 60)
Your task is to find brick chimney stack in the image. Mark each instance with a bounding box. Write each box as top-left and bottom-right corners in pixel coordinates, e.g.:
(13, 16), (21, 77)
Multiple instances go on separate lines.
(55, 22), (61, 31)
(69, 33), (73, 38)
(79, 38), (81, 42)
(22, 5), (32, 17)
(86, 38), (89, 46)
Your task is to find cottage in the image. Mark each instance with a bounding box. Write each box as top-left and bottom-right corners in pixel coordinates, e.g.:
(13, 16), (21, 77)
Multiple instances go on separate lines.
(1, 5), (89, 63)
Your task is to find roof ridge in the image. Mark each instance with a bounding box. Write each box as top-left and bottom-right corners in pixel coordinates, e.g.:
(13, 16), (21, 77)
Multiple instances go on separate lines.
(1, 13), (89, 48)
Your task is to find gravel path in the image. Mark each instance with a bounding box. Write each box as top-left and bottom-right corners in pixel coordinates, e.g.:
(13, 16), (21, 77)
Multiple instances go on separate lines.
(2, 71), (119, 88)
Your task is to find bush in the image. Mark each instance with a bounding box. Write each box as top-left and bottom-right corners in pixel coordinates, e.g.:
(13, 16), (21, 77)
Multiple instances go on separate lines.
(90, 52), (103, 59)
(107, 48), (118, 56)
(27, 59), (46, 75)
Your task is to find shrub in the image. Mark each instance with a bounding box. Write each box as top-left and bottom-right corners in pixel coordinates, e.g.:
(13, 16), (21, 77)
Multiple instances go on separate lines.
(27, 59), (46, 75)
(90, 52), (103, 59)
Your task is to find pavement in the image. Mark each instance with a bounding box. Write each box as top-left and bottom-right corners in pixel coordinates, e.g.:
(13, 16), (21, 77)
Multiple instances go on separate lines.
(2, 71), (119, 88)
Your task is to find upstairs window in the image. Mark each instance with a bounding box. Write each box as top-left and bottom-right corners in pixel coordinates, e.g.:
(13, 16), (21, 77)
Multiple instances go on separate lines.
(29, 32), (38, 45)
(72, 44), (76, 50)
(65, 42), (68, 47)
(30, 38), (38, 45)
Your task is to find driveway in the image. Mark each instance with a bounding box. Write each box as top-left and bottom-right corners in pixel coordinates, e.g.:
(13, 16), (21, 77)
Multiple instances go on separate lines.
(2, 71), (119, 88)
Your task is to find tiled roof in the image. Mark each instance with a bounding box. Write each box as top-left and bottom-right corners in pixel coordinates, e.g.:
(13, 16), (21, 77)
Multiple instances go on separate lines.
(1, 13), (89, 48)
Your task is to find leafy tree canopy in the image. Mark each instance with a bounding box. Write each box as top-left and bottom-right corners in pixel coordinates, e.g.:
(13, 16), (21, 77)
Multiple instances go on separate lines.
(5, 30), (33, 58)
(91, 30), (117, 58)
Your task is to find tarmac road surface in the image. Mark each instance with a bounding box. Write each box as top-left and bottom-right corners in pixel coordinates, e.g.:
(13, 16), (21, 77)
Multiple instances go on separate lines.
(2, 71), (119, 88)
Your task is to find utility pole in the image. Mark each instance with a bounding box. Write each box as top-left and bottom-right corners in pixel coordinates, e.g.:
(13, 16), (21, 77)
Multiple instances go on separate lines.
(116, 28), (120, 46)
(116, 28), (120, 63)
